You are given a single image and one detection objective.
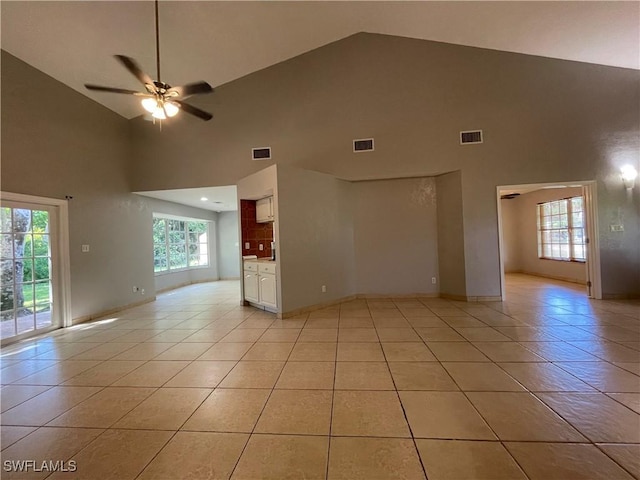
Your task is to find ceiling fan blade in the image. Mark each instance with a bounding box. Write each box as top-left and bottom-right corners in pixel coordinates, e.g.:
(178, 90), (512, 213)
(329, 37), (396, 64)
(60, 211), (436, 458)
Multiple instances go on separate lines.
(85, 84), (147, 95)
(114, 55), (155, 88)
(174, 101), (213, 121)
(166, 82), (213, 99)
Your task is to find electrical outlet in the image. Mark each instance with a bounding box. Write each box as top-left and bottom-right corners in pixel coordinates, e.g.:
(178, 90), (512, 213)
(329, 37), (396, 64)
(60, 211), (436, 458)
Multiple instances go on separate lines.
(432, 277), (437, 284)
(141, 288), (145, 295)
(259, 244), (264, 251)
(81, 244), (90, 253)
(132, 286), (139, 293)
(244, 242), (250, 250)
(610, 224), (624, 232)
(321, 285), (327, 293)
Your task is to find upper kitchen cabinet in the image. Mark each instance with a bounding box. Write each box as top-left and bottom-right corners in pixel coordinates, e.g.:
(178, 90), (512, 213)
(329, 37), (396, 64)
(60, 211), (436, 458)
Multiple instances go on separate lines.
(256, 196), (274, 223)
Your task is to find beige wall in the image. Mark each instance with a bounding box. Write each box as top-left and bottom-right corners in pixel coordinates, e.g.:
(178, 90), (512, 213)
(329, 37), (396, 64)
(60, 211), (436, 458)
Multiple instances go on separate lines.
(1, 51), (155, 321)
(501, 188), (587, 284)
(128, 33), (640, 298)
(436, 171), (468, 298)
(217, 211), (240, 279)
(353, 177), (439, 296)
(276, 165), (356, 312)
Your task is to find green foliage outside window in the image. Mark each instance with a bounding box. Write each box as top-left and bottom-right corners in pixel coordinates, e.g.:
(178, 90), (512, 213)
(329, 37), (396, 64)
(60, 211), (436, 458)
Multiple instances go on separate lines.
(153, 216), (209, 273)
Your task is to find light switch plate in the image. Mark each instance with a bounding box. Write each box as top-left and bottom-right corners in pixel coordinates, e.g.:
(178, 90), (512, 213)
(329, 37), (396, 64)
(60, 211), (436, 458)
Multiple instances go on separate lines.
(610, 225), (624, 232)
(244, 242), (250, 249)
(81, 244), (90, 252)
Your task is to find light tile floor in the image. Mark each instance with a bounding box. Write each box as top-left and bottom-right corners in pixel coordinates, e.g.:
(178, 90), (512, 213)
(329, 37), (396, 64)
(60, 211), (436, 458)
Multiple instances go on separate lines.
(1, 275), (639, 479)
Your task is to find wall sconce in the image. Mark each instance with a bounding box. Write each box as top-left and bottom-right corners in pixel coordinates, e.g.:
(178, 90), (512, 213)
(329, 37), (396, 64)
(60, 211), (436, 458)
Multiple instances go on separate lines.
(621, 165), (638, 189)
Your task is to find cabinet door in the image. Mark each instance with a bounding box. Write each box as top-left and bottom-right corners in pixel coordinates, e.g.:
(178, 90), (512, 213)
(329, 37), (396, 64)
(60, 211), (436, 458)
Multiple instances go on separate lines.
(256, 197), (273, 223)
(259, 273), (277, 308)
(243, 272), (259, 303)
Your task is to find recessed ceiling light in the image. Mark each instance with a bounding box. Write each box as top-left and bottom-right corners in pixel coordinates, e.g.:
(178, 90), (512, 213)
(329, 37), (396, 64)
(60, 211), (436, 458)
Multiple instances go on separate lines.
(200, 197), (208, 201)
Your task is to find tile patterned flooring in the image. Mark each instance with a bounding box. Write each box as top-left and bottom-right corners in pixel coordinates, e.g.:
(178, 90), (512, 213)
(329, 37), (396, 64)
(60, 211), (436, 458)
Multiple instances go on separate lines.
(0, 274), (639, 479)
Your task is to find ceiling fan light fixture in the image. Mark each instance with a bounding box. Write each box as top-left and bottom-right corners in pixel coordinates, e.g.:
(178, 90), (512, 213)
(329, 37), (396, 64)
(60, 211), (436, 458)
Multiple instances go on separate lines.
(143, 98), (179, 119)
(141, 97), (158, 113)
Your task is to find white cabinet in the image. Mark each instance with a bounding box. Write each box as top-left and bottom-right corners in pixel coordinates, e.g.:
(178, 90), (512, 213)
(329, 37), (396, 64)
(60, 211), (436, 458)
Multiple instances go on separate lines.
(243, 260), (277, 311)
(243, 262), (259, 303)
(256, 197), (274, 223)
(258, 263), (277, 309)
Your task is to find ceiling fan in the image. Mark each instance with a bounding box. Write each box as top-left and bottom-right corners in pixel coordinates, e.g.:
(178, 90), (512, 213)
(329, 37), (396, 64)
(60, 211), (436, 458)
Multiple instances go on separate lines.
(84, 0), (213, 122)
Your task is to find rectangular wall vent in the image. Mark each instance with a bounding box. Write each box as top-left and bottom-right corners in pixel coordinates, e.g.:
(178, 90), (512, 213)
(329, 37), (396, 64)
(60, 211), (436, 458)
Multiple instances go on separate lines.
(460, 130), (483, 145)
(353, 138), (374, 152)
(252, 147), (272, 160)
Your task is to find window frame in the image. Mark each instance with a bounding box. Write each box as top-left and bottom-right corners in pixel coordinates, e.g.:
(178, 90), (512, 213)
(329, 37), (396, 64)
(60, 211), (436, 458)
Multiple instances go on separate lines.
(153, 214), (210, 275)
(536, 196), (586, 263)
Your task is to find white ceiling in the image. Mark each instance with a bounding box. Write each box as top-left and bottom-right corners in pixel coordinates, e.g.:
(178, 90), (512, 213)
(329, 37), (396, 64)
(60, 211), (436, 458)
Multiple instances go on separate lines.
(135, 185), (238, 212)
(2, 1), (639, 120)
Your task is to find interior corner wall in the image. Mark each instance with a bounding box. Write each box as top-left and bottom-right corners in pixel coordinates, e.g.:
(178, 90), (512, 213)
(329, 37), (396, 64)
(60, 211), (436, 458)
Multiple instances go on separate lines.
(353, 177), (438, 296)
(217, 211), (240, 279)
(276, 165), (356, 313)
(141, 196), (220, 292)
(436, 171), (467, 298)
(1, 50), (156, 321)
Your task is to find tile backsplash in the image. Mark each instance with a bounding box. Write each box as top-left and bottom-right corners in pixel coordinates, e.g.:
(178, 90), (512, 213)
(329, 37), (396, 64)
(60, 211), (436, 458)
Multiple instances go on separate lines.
(241, 199), (274, 258)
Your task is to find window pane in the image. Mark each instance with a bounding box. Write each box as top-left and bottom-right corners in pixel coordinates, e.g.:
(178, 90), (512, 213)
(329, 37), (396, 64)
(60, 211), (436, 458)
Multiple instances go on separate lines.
(572, 211), (583, 228)
(189, 254), (201, 267)
(560, 244), (570, 259)
(32, 211), (49, 233)
(551, 244), (561, 258)
(20, 259), (34, 282)
(572, 229), (584, 244)
(188, 222), (207, 234)
(18, 235), (33, 258)
(188, 232), (200, 245)
(574, 245), (586, 261)
(551, 202), (559, 215)
(1, 234), (13, 259)
(32, 234), (50, 256)
(559, 214), (568, 228)
(35, 280), (52, 306)
(559, 230), (569, 243)
(1, 284), (14, 311)
(1, 208), (12, 233)
(169, 244), (187, 269)
(571, 197), (583, 212)
(13, 209), (32, 233)
(169, 231), (185, 244)
(153, 218), (166, 243)
(34, 257), (50, 280)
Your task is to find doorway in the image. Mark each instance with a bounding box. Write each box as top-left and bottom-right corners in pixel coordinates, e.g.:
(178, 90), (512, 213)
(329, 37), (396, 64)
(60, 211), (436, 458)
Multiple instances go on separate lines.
(1, 193), (71, 344)
(496, 181), (601, 301)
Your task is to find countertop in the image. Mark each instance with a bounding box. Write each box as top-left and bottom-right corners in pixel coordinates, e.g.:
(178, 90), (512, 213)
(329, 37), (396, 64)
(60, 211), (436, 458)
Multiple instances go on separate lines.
(243, 256), (275, 263)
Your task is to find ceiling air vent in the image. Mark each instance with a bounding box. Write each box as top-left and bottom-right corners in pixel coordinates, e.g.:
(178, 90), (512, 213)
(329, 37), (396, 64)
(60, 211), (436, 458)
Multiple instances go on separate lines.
(353, 138), (374, 152)
(460, 130), (483, 145)
(252, 147), (272, 160)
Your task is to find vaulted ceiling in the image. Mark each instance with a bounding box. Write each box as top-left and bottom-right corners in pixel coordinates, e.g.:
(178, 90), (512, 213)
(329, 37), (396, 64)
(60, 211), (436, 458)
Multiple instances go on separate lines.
(3, 1), (639, 119)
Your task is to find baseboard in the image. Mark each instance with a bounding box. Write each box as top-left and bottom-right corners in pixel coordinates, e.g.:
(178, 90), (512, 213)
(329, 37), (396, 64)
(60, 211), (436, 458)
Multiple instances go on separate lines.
(155, 278), (219, 295)
(71, 297), (156, 326)
(518, 271), (587, 286)
(602, 293), (640, 300)
(440, 293), (502, 302)
(219, 276), (241, 281)
(356, 292), (439, 299)
(280, 295), (357, 319)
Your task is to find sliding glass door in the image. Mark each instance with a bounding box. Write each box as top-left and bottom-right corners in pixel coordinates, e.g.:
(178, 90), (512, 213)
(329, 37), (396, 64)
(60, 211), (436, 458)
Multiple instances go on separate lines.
(1, 200), (61, 341)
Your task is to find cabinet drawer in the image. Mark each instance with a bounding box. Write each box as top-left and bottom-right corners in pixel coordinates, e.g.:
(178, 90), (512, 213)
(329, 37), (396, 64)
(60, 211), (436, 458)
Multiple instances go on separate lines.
(243, 262), (258, 272)
(258, 263), (276, 274)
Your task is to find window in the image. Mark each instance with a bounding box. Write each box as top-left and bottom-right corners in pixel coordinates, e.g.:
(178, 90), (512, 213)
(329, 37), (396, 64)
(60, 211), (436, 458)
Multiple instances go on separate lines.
(537, 196), (586, 262)
(153, 216), (209, 273)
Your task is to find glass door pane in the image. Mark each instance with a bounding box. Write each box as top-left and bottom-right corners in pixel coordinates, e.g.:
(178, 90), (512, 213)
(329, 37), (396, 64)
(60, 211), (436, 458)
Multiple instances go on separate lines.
(0, 202), (57, 341)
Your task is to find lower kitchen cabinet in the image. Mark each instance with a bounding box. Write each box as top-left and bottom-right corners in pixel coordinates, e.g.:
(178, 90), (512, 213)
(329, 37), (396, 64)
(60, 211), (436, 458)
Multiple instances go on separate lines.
(259, 272), (277, 308)
(243, 260), (277, 311)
